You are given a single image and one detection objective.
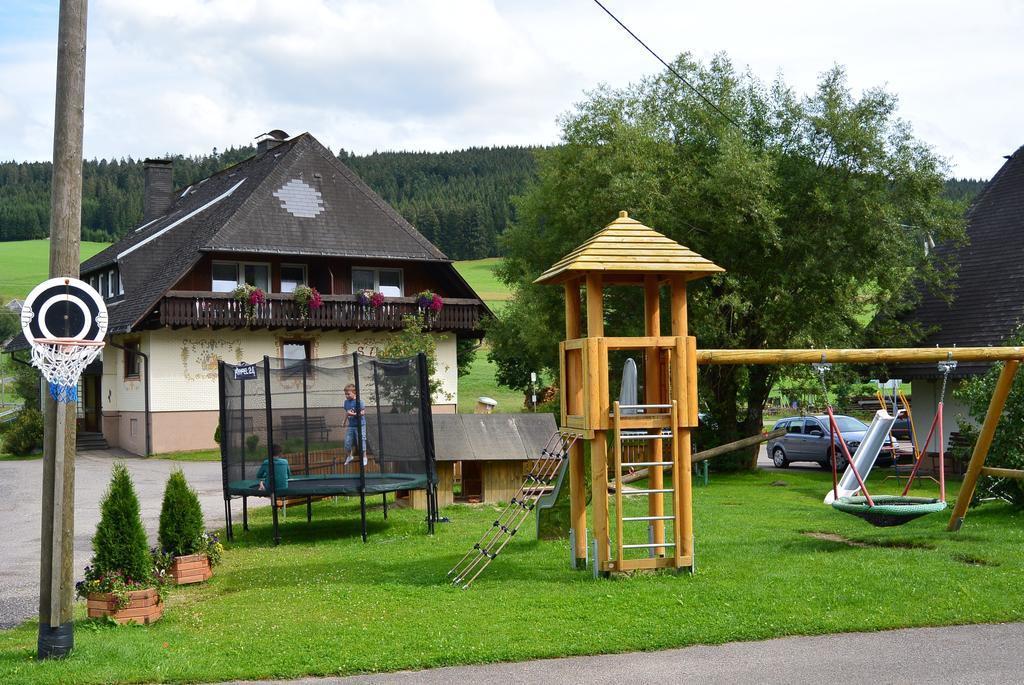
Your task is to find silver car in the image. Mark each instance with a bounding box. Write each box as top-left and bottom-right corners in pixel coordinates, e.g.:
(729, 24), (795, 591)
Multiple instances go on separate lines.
(767, 415), (896, 469)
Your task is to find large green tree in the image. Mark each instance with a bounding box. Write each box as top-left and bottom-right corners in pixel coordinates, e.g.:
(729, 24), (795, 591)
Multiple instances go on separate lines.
(491, 54), (965, 468)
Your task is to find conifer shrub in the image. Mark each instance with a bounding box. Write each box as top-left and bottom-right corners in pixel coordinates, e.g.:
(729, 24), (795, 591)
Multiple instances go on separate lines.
(77, 463), (155, 607)
(1, 407), (43, 455)
(158, 470), (205, 557)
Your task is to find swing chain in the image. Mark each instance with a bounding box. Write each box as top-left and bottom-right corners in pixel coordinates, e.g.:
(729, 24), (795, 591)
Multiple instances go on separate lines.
(813, 362), (832, 410)
(937, 360), (957, 403)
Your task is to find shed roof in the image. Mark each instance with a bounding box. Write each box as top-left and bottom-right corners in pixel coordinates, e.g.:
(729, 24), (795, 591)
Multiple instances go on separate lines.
(534, 211), (724, 285)
(432, 413), (558, 461)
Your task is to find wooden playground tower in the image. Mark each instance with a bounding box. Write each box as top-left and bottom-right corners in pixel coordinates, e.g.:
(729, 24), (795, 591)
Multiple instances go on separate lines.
(536, 211), (724, 574)
(538, 211), (1024, 577)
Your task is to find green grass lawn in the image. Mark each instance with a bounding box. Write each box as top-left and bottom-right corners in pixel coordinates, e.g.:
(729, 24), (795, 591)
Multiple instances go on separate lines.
(457, 351), (525, 413)
(454, 257), (511, 311)
(1, 469), (1021, 684)
(151, 449), (221, 462)
(0, 240), (109, 302)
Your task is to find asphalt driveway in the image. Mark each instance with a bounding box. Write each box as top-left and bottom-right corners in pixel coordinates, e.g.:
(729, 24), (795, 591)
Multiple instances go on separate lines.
(0, 450), (228, 628)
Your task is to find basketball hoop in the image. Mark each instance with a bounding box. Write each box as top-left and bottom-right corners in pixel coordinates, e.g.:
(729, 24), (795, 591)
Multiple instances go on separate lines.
(21, 277), (108, 403)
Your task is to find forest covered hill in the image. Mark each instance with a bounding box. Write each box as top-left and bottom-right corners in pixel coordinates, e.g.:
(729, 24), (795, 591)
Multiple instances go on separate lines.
(0, 144), (986, 260)
(0, 145), (539, 260)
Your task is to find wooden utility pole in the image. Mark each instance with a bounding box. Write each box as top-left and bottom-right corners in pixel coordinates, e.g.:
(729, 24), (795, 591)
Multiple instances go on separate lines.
(38, 0), (87, 660)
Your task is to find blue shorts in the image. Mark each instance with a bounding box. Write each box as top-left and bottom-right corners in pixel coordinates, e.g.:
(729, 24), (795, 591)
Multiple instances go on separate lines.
(344, 425), (367, 453)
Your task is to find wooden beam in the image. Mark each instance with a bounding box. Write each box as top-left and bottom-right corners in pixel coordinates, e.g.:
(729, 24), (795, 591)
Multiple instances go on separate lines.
(563, 279), (586, 565)
(979, 466), (1024, 480)
(613, 429), (786, 486)
(948, 360), (1020, 531)
(643, 276), (665, 554)
(585, 273), (604, 337)
(697, 347), (1024, 365)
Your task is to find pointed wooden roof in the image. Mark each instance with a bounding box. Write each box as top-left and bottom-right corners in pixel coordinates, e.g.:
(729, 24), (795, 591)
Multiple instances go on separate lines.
(534, 211), (725, 285)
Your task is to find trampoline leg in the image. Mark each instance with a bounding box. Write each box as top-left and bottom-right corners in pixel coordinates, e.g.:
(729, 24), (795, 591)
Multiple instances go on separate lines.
(360, 492), (367, 543)
(382, 493), (388, 520)
(272, 499), (280, 546)
(225, 498), (233, 541)
(243, 496), (249, 531)
(307, 496), (312, 523)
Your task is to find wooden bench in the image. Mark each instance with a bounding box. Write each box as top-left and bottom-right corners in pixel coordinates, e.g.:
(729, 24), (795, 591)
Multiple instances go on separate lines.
(279, 415), (330, 442)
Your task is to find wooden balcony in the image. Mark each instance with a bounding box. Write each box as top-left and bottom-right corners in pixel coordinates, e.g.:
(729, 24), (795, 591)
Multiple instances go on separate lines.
(157, 291), (487, 334)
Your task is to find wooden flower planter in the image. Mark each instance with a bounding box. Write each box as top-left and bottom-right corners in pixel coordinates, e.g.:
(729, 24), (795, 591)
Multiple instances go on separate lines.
(87, 588), (163, 625)
(171, 553), (213, 585)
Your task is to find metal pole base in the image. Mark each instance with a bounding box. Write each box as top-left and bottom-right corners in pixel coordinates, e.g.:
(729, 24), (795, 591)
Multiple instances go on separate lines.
(37, 621), (73, 660)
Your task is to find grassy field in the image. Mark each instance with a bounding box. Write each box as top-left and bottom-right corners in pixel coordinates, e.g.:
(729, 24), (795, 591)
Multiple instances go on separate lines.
(0, 240), (109, 302)
(152, 449), (221, 462)
(457, 351), (526, 413)
(454, 258), (511, 312)
(0, 469), (1021, 684)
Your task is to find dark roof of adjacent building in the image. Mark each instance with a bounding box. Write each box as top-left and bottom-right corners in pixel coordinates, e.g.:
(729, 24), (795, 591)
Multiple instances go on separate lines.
(897, 146), (1024, 379)
(34, 133), (455, 342)
(431, 413), (558, 462)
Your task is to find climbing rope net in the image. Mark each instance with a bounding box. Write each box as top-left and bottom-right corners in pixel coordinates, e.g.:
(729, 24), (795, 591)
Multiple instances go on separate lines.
(448, 430), (579, 589)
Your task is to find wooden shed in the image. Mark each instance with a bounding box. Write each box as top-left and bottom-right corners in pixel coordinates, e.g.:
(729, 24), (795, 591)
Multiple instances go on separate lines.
(430, 413), (558, 505)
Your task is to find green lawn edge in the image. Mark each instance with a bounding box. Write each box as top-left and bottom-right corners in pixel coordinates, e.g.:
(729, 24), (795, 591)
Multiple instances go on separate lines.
(1, 469), (1021, 684)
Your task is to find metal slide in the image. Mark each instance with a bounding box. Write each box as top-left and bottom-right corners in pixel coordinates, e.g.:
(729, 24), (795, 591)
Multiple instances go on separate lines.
(447, 430), (579, 589)
(824, 409), (897, 504)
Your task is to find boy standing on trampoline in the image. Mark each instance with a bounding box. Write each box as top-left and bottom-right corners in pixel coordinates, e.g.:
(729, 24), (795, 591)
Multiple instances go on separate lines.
(343, 383), (367, 466)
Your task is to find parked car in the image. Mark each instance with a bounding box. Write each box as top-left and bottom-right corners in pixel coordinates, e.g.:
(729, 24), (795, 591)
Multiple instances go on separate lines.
(767, 415), (896, 469)
(891, 416), (912, 442)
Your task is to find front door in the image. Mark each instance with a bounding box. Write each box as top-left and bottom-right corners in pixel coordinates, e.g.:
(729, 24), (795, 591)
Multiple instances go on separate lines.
(81, 374), (101, 432)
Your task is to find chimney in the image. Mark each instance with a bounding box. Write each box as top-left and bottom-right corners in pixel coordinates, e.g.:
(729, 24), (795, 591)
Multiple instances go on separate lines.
(143, 158), (173, 221)
(256, 129), (289, 154)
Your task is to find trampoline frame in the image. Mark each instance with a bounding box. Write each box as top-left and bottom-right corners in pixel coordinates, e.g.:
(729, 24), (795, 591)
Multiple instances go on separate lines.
(217, 352), (439, 544)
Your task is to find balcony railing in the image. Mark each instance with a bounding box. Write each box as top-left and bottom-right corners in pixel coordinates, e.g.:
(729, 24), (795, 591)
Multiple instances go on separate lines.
(158, 291), (487, 333)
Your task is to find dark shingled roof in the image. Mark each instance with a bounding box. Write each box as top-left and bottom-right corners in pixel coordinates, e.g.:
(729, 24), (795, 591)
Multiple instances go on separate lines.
(5, 133), (462, 352)
(90, 132), (450, 335)
(897, 146), (1024, 379)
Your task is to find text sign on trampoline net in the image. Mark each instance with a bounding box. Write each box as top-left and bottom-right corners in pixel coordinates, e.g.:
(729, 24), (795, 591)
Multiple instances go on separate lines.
(233, 364), (258, 381)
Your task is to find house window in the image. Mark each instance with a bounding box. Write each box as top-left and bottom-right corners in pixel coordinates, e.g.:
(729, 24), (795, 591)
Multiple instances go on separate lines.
(212, 262), (239, 292)
(124, 340), (141, 379)
(212, 261), (271, 292)
(243, 264), (270, 291)
(281, 340), (311, 376)
(98, 272), (107, 298)
(352, 267), (403, 297)
(108, 268), (119, 297)
(280, 264), (307, 293)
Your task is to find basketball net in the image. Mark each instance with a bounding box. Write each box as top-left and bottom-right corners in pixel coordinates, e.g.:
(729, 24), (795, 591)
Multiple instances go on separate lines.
(30, 338), (105, 404)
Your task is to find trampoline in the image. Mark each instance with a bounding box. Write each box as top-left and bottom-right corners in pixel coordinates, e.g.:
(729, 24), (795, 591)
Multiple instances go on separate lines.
(218, 352), (439, 544)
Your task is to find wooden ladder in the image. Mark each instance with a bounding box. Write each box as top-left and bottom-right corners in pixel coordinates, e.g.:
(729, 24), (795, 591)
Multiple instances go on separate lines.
(610, 400), (683, 572)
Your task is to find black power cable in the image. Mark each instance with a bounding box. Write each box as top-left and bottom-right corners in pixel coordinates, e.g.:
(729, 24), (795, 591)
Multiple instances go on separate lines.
(591, 0), (747, 135)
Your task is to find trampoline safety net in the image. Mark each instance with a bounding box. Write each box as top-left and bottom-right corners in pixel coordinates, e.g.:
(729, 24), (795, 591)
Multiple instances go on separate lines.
(218, 352), (438, 542)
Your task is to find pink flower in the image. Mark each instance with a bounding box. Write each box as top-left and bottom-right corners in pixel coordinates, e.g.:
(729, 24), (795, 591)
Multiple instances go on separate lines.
(370, 292), (385, 308)
(430, 294), (443, 312)
(309, 288), (323, 309)
(249, 288), (265, 305)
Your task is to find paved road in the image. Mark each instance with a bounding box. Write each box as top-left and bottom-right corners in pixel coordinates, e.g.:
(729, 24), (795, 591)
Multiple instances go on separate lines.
(0, 450), (228, 628)
(222, 622), (1024, 685)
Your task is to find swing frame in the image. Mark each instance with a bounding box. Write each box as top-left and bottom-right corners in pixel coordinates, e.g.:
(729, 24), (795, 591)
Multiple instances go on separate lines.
(694, 346), (1024, 531)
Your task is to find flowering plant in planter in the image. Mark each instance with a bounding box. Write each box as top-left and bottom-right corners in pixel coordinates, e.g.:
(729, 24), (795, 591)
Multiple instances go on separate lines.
(293, 285), (323, 320)
(357, 289), (385, 308)
(77, 463), (164, 623)
(233, 284), (265, 324)
(416, 290), (444, 312)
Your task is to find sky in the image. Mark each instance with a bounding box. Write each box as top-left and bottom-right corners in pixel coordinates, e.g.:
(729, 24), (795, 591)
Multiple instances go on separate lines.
(0, 0), (1020, 178)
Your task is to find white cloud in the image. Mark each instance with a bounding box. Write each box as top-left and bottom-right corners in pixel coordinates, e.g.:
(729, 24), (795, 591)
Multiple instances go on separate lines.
(0, 0), (1020, 177)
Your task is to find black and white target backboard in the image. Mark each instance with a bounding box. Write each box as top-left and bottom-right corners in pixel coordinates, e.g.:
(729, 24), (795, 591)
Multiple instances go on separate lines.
(21, 277), (108, 344)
